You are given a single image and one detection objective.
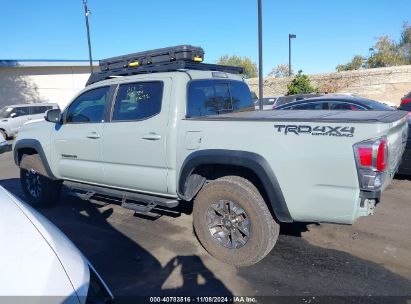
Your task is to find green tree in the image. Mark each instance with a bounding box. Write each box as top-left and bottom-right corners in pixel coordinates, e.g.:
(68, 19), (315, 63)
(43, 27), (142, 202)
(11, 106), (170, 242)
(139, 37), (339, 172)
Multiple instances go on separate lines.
(368, 35), (408, 68)
(268, 64), (292, 78)
(399, 22), (411, 64)
(336, 23), (411, 70)
(336, 55), (365, 71)
(216, 55), (258, 78)
(286, 70), (317, 95)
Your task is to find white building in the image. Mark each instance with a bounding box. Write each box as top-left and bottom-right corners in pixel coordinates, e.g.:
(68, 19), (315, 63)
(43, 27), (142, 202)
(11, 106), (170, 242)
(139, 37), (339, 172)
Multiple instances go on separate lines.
(0, 60), (99, 109)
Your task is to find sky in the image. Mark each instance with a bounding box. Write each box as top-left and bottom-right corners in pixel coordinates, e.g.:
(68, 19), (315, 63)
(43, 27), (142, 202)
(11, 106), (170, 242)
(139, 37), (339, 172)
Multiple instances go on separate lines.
(0, 0), (409, 75)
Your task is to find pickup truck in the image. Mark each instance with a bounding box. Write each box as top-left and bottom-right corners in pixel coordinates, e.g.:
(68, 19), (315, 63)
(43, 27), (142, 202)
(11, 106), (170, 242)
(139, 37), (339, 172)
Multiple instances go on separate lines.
(13, 47), (409, 266)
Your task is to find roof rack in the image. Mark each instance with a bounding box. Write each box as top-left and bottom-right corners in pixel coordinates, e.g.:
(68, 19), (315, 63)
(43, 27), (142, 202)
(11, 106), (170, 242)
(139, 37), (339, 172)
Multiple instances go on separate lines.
(86, 60), (244, 86)
(86, 45), (244, 86)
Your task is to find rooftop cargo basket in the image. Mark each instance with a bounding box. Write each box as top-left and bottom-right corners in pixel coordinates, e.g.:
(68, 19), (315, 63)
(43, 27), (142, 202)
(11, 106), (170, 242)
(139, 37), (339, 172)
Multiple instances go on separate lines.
(86, 45), (244, 86)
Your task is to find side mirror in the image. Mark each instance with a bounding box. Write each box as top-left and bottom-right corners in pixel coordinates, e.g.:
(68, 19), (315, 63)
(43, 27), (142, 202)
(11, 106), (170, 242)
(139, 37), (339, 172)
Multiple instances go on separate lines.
(10, 112), (17, 118)
(45, 109), (62, 123)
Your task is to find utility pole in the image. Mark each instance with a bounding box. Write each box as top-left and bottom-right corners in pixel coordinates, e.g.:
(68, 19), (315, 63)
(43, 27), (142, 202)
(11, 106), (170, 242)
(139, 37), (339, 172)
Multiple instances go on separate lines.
(82, 0), (93, 73)
(258, 0), (263, 110)
(288, 34), (296, 76)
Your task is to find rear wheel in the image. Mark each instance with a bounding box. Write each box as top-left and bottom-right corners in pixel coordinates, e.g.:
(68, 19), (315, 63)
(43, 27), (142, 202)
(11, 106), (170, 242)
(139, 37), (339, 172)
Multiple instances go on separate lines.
(193, 176), (279, 266)
(20, 154), (61, 208)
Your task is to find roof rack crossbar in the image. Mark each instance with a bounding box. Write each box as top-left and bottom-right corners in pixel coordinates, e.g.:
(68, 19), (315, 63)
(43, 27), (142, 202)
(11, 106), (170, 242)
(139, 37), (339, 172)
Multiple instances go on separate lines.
(86, 60), (244, 86)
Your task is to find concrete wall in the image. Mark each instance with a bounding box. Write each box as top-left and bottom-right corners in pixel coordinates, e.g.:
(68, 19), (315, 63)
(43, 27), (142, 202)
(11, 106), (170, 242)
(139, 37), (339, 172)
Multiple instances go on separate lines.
(0, 66), (93, 109)
(247, 65), (411, 106)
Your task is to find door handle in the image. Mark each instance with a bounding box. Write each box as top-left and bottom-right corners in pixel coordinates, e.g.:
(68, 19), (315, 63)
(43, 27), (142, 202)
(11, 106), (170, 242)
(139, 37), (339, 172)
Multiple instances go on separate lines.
(142, 133), (162, 141)
(86, 132), (101, 139)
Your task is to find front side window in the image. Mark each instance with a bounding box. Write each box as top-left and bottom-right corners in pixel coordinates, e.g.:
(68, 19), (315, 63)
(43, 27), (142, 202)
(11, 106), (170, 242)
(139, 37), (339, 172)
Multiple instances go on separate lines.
(187, 80), (253, 118)
(112, 82), (163, 121)
(10, 107), (30, 117)
(66, 87), (110, 123)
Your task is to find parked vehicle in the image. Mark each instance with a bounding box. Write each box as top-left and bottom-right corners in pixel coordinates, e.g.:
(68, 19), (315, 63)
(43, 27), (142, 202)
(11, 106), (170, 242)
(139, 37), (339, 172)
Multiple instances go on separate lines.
(254, 97), (279, 110)
(399, 91), (411, 111)
(398, 115), (411, 175)
(274, 95), (395, 111)
(398, 92), (411, 175)
(0, 132), (7, 154)
(13, 46), (409, 266)
(0, 103), (59, 139)
(0, 186), (113, 302)
(272, 93), (323, 108)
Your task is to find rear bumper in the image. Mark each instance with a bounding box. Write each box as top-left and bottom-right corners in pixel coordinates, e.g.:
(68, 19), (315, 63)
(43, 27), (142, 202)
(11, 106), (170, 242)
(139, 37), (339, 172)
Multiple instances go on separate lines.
(356, 190), (380, 218)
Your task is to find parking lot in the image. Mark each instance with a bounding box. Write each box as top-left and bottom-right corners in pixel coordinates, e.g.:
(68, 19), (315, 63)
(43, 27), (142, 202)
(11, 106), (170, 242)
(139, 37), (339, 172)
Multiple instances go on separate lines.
(1, 144), (411, 301)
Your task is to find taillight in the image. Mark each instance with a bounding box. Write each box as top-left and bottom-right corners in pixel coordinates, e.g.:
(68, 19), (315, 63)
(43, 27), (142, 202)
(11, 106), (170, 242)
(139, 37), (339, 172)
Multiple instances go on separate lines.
(401, 98), (411, 105)
(354, 137), (388, 191)
(358, 147), (373, 167)
(376, 139), (387, 171)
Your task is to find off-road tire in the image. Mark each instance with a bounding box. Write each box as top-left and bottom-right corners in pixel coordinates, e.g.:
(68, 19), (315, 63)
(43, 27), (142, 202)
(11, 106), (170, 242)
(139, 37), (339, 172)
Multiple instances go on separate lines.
(193, 176), (279, 266)
(20, 154), (62, 208)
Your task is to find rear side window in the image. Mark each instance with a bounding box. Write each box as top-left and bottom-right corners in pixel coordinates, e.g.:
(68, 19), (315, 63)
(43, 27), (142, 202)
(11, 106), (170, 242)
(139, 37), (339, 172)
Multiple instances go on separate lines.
(329, 102), (365, 110)
(32, 106), (50, 114)
(187, 80), (253, 117)
(292, 102), (327, 110)
(112, 82), (163, 121)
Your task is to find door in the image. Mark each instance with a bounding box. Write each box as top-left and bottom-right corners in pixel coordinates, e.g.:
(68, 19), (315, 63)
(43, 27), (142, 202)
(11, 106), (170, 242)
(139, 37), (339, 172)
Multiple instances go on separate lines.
(50, 86), (111, 183)
(100, 80), (170, 194)
(8, 106), (31, 135)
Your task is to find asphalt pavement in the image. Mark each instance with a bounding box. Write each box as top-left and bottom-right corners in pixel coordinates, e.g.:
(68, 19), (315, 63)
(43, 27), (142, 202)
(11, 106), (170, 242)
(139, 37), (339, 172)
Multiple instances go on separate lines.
(0, 146), (410, 303)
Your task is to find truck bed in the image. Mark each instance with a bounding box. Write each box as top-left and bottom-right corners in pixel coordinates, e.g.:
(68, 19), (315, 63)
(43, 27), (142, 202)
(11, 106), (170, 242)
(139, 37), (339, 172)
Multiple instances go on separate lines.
(189, 110), (408, 124)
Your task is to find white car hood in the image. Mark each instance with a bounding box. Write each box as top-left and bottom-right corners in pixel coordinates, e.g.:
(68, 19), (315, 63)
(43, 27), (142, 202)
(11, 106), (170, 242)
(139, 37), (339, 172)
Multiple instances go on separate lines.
(0, 187), (90, 302)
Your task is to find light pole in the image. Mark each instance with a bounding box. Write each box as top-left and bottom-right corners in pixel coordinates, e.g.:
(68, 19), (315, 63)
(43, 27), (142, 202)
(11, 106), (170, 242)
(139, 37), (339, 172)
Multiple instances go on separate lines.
(288, 34), (296, 76)
(258, 0), (263, 110)
(82, 0), (93, 73)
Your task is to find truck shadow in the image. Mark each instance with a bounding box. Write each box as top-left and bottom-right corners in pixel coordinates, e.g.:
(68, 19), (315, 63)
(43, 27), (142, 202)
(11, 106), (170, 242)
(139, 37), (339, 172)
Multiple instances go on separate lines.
(0, 178), (232, 301)
(1, 177), (411, 299)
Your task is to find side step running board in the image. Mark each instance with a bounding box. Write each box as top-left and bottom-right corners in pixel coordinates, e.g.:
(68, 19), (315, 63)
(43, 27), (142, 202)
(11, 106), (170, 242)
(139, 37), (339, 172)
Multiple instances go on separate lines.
(64, 181), (179, 212)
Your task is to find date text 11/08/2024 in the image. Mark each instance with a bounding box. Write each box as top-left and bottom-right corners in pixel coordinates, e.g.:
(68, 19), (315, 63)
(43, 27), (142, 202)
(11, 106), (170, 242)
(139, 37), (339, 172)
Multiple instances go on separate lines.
(149, 296), (257, 303)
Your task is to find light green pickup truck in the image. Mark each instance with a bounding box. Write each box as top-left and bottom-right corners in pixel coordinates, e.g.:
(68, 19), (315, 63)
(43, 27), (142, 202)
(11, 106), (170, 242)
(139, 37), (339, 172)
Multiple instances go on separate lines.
(13, 49), (409, 266)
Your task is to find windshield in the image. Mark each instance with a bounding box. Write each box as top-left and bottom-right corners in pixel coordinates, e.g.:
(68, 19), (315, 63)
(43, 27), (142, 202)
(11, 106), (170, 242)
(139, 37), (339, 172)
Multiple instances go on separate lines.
(0, 107), (14, 119)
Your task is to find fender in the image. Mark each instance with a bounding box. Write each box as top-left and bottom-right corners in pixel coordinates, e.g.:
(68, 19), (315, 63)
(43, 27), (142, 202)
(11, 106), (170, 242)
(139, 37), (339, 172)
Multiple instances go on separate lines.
(178, 149), (293, 223)
(13, 139), (57, 180)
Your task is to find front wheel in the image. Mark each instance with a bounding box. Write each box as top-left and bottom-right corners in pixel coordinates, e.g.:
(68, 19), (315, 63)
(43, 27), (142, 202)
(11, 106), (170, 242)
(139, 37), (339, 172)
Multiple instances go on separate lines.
(20, 154), (61, 208)
(193, 176), (279, 266)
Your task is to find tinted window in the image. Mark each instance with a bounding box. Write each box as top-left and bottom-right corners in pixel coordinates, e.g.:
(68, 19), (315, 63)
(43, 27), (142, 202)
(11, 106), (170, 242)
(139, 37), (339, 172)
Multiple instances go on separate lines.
(291, 102), (327, 110)
(32, 106), (50, 114)
(10, 107), (30, 117)
(360, 99), (394, 110)
(66, 87), (110, 123)
(187, 80), (253, 117)
(329, 102), (365, 110)
(112, 82), (163, 121)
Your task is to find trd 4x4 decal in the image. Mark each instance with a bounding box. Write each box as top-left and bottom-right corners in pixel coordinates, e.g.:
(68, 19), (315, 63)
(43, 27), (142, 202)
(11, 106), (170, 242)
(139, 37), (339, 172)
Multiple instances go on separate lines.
(274, 125), (355, 137)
